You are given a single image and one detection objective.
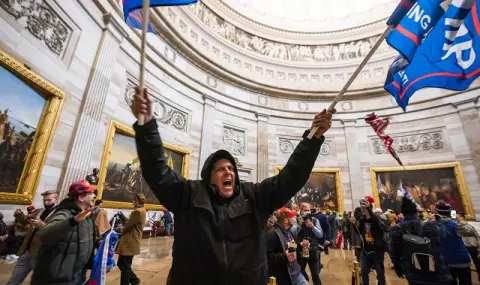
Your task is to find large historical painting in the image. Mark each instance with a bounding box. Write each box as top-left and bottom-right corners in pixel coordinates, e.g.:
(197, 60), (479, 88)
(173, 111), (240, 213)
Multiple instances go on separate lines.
(0, 49), (64, 204)
(275, 167), (344, 212)
(98, 121), (190, 209)
(371, 163), (475, 219)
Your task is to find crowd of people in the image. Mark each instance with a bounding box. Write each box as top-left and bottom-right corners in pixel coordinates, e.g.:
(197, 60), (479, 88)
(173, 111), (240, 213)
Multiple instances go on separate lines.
(0, 180), (148, 285)
(267, 194), (480, 285)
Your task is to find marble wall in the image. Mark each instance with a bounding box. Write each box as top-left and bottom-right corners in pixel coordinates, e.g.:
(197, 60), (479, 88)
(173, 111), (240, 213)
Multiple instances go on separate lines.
(0, 0), (479, 226)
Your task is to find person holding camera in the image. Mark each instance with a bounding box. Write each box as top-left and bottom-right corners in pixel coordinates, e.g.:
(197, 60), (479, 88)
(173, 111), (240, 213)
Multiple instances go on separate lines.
(357, 196), (388, 285)
(292, 203), (323, 285)
(267, 207), (308, 285)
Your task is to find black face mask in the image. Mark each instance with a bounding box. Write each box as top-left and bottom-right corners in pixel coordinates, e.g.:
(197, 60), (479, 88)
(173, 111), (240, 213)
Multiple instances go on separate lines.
(44, 203), (56, 210)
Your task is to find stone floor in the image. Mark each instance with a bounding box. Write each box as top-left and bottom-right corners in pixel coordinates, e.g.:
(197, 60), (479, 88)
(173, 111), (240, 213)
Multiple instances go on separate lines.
(0, 237), (478, 285)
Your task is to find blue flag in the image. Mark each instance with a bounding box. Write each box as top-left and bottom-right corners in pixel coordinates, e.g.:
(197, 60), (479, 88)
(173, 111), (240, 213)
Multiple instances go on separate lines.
(387, 0), (418, 27)
(87, 231), (119, 285)
(386, 0), (447, 62)
(385, 0), (477, 111)
(122, 0), (198, 21)
(126, 9), (156, 33)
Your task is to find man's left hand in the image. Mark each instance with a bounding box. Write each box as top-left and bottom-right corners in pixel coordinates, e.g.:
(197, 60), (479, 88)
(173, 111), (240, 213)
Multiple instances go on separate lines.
(310, 108), (336, 139)
(306, 220), (314, 229)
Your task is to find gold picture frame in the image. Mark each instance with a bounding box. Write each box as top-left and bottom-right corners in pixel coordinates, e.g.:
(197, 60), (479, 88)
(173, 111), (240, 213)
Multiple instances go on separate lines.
(0, 49), (64, 204)
(274, 167), (344, 212)
(370, 162), (475, 220)
(97, 120), (190, 210)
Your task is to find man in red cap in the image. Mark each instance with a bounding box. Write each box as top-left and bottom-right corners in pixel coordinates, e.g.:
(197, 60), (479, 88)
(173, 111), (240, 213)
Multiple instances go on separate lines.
(357, 196), (388, 285)
(31, 180), (97, 285)
(267, 207), (308, 285)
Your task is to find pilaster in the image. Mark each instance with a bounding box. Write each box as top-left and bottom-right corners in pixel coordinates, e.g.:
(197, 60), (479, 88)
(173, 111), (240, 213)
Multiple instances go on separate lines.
(453, 98), (480, 186)
(58, 14), (124, 198)
(342, 119), (363, 204)
(256, 113), (269, 182)
(198, 95), (217, 177)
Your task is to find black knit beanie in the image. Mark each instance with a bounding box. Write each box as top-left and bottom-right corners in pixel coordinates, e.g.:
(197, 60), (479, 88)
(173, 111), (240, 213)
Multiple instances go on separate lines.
(401, 196), (418, 215)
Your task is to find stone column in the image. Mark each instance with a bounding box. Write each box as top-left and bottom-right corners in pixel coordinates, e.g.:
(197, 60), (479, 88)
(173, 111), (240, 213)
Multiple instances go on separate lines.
(198, 95), (217, 177)
(454, 99), (480, 184)
(59, 14), (126, 198)
(342, 119), (363, 205)
(256, 113), (269, 182)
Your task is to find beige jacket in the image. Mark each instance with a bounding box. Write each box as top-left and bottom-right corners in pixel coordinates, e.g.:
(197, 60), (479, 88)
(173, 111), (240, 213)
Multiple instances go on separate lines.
(116, 207), (146, 256)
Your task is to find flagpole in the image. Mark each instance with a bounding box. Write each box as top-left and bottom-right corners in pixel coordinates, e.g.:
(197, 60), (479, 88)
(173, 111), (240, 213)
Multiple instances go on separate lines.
(137, 0), (151, 126)
(307, 26), (393, 139)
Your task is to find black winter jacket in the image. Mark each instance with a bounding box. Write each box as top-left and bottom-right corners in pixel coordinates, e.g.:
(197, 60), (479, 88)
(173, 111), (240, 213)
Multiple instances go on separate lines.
(267, 224), (303, 285)
(389, 215), (452, 283)
(134, 120), (325, 285)
(31, 198), (96, 285)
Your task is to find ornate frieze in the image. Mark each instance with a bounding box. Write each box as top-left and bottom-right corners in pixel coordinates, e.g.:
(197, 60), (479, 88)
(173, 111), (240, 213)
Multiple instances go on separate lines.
(187, 2), (390, 62)
(371, 131), (444, 154)
(0, 0), (72, 56)
(222, 125), (246, 156)
(125, 81), (188, 131)
(279, 138), (332, 156)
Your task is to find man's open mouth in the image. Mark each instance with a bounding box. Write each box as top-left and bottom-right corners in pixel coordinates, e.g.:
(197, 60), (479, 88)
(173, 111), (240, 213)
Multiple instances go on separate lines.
(223, 179), (232, 187)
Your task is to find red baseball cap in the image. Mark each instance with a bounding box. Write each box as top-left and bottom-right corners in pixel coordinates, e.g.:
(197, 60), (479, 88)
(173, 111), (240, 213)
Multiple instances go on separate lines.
(365, 196), (375, 204)
(26, 206), (35, 212)
(276, 207), (297, 219)
(68, 180), (97, 197)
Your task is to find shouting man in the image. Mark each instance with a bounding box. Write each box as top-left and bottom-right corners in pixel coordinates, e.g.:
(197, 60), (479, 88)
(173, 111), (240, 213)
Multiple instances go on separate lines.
(131, 88), (335, 285)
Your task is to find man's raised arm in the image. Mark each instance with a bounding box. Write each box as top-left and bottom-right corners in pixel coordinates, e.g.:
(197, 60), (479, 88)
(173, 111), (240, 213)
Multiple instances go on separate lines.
(132, 88), (190, 213)
(254, 109), (336, 215)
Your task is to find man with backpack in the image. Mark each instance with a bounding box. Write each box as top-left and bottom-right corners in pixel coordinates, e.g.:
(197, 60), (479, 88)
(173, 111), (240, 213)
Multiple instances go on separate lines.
(436, 200), (475, 285)
(390, 190), (452, 285)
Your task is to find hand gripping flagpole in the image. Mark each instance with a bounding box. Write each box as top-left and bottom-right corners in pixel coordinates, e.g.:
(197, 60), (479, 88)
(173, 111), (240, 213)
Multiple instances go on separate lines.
(137, 0), (151, 126)
(307, 26), (393, 139)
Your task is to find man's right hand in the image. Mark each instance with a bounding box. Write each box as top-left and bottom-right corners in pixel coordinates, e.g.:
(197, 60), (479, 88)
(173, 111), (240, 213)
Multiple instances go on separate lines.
(74, 207), (96, 223)
(286, 250), (296, 264)
(130, 87), (153, 123)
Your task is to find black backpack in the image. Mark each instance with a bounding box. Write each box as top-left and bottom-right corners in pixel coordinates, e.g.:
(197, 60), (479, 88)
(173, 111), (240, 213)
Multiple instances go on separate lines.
(396, 221), (439, 273)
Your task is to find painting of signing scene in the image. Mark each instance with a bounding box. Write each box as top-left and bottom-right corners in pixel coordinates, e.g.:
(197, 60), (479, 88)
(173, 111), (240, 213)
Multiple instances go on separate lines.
(275, 167), (344, 212)
(98, 121), (190, 209)
(371, 162), (474, 219)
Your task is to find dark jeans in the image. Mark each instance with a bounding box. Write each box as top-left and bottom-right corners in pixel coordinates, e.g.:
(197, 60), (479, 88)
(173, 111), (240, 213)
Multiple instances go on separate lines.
(360, 252), (385, 285)
(467, 246), (480, 280)
(118, 255), (140, 285)
(300, 250), (321, 285)
(449, 266), (472, 285)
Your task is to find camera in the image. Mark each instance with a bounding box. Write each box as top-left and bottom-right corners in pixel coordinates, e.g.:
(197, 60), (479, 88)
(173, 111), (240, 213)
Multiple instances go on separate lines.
(302, 213), (313, 221)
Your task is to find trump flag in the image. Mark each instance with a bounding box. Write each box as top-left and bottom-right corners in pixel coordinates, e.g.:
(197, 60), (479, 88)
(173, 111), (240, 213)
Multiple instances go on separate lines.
(386, 0), (448, 62)
(126, 9), (156, 33)
(385, 0), (477, 111)
(87, 231), (119, 285)
(122, 0), (198, 21)
(387, 0), (418, 27)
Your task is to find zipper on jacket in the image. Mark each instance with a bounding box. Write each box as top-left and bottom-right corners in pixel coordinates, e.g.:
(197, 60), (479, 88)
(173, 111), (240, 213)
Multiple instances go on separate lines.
(220, 204), (229, 284)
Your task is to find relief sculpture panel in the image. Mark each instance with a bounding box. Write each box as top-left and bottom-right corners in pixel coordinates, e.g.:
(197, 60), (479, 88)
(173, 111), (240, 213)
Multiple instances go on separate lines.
(186, 1), (391, 62)
(222, 125), (245, 156)
(279, 137), (333, 156)
(0, 0), (73, 57)
(370, 130), (444, 155)
(125, 81), (188, 132)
